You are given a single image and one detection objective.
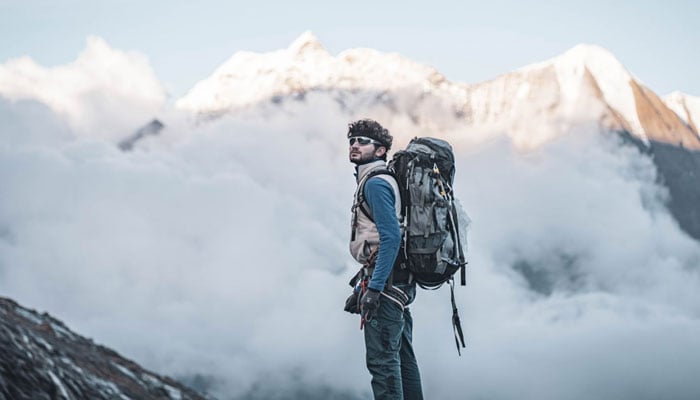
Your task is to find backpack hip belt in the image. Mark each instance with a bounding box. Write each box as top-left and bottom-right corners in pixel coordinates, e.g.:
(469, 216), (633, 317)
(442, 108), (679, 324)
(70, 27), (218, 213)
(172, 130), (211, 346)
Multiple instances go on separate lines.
(348, 262), (411, 310)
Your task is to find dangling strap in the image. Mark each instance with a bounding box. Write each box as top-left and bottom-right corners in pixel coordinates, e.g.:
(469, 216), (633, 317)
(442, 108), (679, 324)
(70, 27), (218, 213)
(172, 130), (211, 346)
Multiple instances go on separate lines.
(360, 277), (368, 330)
(450, 279), (466, 355)
(450, 202), (467, 286)
(351, 203), (359, 241)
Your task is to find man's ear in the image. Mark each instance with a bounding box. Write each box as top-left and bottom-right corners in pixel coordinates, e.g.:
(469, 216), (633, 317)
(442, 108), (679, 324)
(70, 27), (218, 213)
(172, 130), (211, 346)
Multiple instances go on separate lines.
(374, 146), (387, 158)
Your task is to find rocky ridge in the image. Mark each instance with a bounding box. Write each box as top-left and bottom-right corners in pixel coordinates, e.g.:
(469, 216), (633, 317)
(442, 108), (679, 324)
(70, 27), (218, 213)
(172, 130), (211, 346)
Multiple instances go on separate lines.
(0, 296), (209, 400)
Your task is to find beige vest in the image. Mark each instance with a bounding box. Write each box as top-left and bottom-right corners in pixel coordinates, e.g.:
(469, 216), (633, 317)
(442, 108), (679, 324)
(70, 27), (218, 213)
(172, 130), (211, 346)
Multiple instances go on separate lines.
(349, 160), (402, 264)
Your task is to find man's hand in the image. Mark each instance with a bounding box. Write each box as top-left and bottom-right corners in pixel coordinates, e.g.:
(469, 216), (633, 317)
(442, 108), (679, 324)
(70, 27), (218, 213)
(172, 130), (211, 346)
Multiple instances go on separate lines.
(360, 288), (381, 321)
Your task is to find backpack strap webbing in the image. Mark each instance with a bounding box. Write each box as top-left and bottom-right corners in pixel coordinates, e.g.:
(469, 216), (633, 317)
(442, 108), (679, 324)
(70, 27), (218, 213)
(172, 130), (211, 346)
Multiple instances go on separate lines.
(356, 169), (396, 222)
(450, 279), (466, 355)
(351, 169), (389, 240)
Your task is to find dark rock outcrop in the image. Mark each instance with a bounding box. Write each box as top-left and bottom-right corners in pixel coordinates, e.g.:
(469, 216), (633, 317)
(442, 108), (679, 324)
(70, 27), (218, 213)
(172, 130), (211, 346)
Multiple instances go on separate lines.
(119, 119), (165, 151)
(0, 297), (210, 400)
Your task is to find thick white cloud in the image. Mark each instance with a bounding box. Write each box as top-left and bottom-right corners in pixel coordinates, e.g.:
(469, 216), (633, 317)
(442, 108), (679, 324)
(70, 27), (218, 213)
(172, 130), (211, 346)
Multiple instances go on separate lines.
(0, 36), (166, 140)
(1, 51), (699, 400)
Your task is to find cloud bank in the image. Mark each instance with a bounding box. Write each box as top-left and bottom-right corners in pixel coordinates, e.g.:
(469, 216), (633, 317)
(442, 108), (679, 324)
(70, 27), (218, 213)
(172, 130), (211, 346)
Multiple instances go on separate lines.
(1, 39), (699, 400)
(0, 36), (166, 140)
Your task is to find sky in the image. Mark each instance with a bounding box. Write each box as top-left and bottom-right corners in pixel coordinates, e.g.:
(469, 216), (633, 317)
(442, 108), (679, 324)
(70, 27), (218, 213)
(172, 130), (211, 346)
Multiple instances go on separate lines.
(2, 2), (700, 399)
(1, 0), (698, 98)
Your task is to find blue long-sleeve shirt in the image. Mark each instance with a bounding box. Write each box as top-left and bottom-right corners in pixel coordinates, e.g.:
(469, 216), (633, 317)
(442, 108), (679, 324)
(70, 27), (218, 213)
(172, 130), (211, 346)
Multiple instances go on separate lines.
(364, 177), (401, 291)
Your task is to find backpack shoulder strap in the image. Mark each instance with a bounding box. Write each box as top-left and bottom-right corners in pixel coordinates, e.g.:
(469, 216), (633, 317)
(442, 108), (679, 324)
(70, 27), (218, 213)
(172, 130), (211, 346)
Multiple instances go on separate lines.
(357, 169), (395, 222)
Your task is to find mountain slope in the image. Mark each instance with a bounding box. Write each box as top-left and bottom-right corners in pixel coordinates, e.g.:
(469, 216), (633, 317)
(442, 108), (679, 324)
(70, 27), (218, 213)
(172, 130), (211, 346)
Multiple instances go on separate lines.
(0, 296), (209, 400)
(463, 44), (700, 149)
(663, 91), (700, 135)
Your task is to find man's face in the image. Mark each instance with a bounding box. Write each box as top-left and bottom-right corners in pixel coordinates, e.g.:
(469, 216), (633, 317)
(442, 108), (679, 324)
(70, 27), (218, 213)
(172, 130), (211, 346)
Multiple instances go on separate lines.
(349, 136), (385, 164)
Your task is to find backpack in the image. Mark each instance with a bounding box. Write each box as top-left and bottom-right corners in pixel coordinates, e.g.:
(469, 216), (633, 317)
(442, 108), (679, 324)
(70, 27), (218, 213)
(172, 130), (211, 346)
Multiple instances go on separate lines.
(388, 137), (467, 289)
(362, 137), (469, 353)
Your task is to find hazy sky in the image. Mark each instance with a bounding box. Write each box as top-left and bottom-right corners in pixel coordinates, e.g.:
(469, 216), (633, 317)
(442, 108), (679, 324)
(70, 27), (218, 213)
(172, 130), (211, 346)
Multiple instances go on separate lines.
(1, 0), (698, 97)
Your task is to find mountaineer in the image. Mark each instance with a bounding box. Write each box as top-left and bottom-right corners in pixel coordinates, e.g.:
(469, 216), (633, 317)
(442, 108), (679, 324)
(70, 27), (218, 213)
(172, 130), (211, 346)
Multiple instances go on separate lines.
(344, 119), (423, 400)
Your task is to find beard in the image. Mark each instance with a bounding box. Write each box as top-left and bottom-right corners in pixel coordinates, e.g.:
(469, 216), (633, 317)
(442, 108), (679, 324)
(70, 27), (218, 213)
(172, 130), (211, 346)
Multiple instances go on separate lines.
(349, 146), (383, 165)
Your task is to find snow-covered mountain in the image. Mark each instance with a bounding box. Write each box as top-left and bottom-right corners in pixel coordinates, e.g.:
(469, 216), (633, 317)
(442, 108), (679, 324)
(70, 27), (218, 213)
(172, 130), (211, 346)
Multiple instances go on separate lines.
(462, 44), (699, 149)
(177, 32), (700, 151)
(0, 296), (209, 400)
(175, 31), (453, 115)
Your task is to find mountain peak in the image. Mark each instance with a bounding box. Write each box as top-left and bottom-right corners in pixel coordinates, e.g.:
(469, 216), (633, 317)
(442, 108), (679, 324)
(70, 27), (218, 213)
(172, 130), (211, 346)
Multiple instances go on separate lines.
(560, 44), (622, 67)
(288, 31), (327, 56)
(558, 44), (633, 83)
(517, 43), (643, 141)
(519, 44), (629, 79)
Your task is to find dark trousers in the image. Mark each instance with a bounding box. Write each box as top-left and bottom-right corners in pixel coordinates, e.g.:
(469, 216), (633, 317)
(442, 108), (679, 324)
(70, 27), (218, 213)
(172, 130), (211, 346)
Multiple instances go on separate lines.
(364, 283), (423, 400)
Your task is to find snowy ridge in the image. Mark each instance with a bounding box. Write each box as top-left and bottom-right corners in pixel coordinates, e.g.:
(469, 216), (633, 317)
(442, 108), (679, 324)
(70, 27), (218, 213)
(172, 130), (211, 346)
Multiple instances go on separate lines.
(178, 32), (700, 150)
(176, 31), (452, 115)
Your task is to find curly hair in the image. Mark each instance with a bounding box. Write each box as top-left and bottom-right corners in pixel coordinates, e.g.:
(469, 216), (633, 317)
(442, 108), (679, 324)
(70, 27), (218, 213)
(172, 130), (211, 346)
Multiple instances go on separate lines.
(347, 119), (393, 153)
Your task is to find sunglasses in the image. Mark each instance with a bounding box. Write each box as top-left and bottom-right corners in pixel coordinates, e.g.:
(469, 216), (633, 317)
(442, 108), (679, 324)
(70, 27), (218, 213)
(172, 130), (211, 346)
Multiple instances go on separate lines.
(349, 136), (381, 146)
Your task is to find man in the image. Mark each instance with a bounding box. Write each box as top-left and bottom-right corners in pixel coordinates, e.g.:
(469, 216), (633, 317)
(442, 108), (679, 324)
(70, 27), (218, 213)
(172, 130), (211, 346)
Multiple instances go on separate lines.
(344, 119), (424, 400)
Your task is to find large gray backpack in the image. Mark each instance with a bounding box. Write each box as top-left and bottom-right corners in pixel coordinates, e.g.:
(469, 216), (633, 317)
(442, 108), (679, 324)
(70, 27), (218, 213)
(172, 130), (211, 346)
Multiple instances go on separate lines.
(363, 137), (468, 353)
(386, 137), (467, 288)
